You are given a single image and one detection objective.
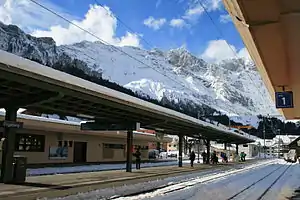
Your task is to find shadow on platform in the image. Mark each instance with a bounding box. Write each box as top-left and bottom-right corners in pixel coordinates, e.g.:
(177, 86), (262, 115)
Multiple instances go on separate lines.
(11, 182), (73, 190)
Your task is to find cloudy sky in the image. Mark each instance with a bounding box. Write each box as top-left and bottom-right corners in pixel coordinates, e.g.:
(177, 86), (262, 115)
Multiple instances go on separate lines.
(0, 0), (250, 63)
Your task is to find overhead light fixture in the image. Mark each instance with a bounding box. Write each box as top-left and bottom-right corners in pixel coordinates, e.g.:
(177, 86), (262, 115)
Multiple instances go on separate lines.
(77, 114), (95, 119)
(17, 108), (26, 113)
(80, 120), (95, 124)
(235, 16), (249, 28)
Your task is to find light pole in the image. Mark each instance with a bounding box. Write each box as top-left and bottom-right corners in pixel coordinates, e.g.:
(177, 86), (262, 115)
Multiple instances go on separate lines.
(258, 142), (261, 158)
(277, 129), (281, 158)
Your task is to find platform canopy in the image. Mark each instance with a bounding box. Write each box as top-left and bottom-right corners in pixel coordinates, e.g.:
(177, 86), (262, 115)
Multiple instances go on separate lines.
(223, 0), (300, 119)
(0, 50), (253, 144)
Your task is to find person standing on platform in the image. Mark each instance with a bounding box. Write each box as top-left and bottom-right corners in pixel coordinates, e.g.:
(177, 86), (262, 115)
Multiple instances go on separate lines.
(201, 151), (207, 164)
(240, 152), (246, 162)
(211, 151), (218, 164)
(134, 148), (142, 169)
(190, 151), (196, 167)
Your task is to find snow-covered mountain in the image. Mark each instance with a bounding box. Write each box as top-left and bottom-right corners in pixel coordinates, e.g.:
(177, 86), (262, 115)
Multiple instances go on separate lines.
(0, 22), (278, 121)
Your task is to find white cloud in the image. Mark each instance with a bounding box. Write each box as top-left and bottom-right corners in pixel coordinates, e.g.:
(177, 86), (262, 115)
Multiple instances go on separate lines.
(237, 47), (251, 61)
(143, 16), (166, 30)
(201, 39), (251, 63)
(168, 0), (222, 29)
(170, 18), (186, 28)
(183, 0), (223, 22)
(207, 0), (223, 11)
(183, 5), (204, 21)
(0, 1), (140, 47)
(0, 0), (72, 32)
(117, 32), (141, 47)
(32, 5), (141, 47)
(220, 14), (232, 23)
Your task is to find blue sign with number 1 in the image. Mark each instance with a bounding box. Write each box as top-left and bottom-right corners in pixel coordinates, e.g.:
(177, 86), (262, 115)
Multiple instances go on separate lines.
(275, 91), (293, 108)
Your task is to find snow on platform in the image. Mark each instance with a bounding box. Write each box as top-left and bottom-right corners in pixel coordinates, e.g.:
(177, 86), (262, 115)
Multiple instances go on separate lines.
(27, 160), (190, 176)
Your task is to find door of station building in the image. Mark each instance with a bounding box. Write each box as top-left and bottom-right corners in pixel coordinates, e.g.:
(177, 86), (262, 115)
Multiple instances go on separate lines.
(73, 141), (87, 163)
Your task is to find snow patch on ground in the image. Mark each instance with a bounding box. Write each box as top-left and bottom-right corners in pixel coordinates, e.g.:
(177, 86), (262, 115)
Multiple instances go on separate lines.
(43, 160), (275, 200)
(112, 160), (276, 200)
(116, 159), (298, 200)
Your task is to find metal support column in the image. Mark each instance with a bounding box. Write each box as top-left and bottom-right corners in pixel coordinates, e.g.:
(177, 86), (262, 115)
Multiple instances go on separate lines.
(236, 144), (239, 155)
(156, 142), (160, 151)
(178, 134), (183, 167)
(126, 130), (133, 172)
(1, 107), (18, 183)
(224, 143), (227, 150)
(197, 139), (200, 163)
(206, 140), (210, 164)
(183, 136), (187, 155)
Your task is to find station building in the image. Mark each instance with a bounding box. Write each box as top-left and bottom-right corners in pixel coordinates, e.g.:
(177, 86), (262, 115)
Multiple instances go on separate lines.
(0, 112), (172, 166)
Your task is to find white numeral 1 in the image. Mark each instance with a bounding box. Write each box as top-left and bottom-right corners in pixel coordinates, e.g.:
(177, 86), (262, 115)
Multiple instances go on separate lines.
(282, 97), (286, 105)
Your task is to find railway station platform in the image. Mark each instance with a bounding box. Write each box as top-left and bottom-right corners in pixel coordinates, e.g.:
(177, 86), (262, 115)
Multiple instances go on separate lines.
(0, 159), (260, 200)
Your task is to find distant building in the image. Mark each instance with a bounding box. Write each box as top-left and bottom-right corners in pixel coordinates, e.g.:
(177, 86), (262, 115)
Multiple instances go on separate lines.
(254, 135), (299, 157)
(167, 137), (179, 151)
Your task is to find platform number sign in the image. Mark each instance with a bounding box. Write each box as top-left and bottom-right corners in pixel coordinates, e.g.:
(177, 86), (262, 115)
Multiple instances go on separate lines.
(275, 91), (294, 108)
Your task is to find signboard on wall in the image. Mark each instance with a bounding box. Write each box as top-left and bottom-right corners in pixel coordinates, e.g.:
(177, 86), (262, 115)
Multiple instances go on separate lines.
(0, 120), (23, 128)
(49, 146), (68, 160)
(275, 91), (294, 108)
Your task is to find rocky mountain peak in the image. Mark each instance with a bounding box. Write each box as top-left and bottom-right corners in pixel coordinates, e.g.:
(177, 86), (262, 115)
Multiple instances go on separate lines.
(167, 47), (207, 74)
(0, 22), (278, 117)
(0, 22), (57, 65)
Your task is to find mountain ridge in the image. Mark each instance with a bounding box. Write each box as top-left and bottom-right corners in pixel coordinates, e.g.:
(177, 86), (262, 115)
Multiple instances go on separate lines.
(0, 21), (278, 124)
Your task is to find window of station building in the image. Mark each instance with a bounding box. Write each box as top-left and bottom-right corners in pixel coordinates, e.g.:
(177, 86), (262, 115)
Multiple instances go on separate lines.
(15, 134), (45, 152)
(103, 143), (125, 149)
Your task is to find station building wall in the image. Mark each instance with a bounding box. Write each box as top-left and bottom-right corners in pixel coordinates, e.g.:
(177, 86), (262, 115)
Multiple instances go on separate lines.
(0, 130), (150, 165)
(238, 144), (259, 157)
(0, 115), (171, 166)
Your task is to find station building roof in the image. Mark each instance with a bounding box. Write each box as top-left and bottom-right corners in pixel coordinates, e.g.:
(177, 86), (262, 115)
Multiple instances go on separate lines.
(0, 111), (172, 143)
(222, 0), (300, 119)
(0, 50), (254, 144)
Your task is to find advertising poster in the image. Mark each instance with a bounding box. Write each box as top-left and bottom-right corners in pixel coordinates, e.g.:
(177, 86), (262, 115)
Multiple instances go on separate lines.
(49, 146), (68, 160)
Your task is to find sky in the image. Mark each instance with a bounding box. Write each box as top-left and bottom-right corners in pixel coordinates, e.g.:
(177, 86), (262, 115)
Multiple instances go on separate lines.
(0, 0), (251, 63)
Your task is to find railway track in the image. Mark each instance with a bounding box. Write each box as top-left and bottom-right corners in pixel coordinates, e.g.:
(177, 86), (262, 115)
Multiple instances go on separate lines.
(107, 160), (276, 200)
(226, 163), (293, 200)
